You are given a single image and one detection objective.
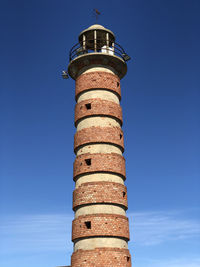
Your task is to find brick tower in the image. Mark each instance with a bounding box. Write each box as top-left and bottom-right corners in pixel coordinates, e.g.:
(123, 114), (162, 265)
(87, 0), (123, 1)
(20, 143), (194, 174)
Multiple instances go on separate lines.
(66, 24), (131, 266)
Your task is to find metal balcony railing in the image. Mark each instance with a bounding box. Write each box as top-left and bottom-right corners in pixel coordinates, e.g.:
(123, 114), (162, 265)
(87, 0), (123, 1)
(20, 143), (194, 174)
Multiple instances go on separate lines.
(69, 40), (130, 62)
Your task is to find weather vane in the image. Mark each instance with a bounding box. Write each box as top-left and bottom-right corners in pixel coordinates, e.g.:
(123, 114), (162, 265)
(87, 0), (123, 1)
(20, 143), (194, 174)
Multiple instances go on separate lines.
(93, 9), (101, 22)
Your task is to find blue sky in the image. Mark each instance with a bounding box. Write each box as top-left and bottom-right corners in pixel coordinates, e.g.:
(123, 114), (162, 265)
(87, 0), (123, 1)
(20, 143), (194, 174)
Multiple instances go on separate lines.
(0, 0), (200, 266)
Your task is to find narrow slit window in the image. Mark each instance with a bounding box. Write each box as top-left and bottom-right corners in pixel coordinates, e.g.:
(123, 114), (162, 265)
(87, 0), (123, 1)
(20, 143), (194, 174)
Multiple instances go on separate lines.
(85, 221), (91, 229)
(127, 256), (130, 262)
(120, 134), (123, 139)
(85, 158), (91, 166)
(117, 82), (120, 87)
(85, 103), (91, 110)
(123, 191), (126, 198)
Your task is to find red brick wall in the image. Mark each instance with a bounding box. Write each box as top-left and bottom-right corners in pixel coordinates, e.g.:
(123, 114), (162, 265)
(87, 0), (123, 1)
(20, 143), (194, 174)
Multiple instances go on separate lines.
(71, 248), (131, 267)
(70, 64), (131, 266)
(74, 126), (124, 153)
(73, 181), (128, 210)
(75, 98), (123, 126)
(75, 72), (121, 100)
(72, 214), (130, 241)
(73, 153), (126, 180)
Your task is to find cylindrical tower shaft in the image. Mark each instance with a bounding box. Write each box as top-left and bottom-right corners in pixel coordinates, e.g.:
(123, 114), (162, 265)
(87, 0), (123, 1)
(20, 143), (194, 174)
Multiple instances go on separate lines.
(67, 24), (131, 267)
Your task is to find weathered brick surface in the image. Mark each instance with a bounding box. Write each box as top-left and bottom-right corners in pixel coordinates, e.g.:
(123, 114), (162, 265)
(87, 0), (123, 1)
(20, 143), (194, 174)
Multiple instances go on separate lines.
(69, 49), (131, 265)
(71, 248), (131, 266)
(75, 72), (121, 100)
(74, 126), (124, 153)
(73, 153), (126, 180)
(72, 214), (130, 241)
(73, 182), (128, 210)
(75, 98), (123, 126)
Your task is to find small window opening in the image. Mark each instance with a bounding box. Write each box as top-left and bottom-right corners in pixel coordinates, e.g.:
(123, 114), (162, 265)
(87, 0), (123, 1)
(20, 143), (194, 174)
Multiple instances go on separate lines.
(120, 134), (123, 139)
(85, 221), (91, 229)
(127, 256), (130, 262)
(85, 103), (91, 110)
(117, 82), (120, 87)
(85, 158), (91, 166)
(123, 191), (126, 198)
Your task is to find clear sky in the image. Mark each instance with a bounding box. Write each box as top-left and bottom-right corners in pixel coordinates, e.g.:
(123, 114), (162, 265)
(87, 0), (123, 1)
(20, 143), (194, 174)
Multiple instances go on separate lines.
(0, 0), (200, 266)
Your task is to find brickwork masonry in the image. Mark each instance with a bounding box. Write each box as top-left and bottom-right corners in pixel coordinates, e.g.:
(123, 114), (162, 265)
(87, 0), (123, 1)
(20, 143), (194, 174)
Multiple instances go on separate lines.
(73, 153), (126, 181)
(71, 247), (131, 267)
(72, 214), (130, 241)
(74, 126), (124, 153)
(70, 68), (131, 266)
(75, 98), (123, 127)
(73, 181), (128, 210)
(75, 71), (121, 100)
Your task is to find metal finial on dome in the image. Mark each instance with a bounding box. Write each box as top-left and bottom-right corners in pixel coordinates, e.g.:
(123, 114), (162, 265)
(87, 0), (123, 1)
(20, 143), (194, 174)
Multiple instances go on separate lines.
(93, 9), (101, 22)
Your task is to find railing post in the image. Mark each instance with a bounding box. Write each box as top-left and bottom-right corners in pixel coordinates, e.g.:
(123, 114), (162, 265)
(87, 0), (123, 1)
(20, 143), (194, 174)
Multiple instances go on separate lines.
(94, 30), (97, 52)
(83, 34), (86, 51)
(112, 42), (115, 55)
(106, 33), (109, 53)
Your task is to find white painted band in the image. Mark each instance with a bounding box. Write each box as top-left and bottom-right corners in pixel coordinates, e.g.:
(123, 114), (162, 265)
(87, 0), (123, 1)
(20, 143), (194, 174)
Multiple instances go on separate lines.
(77, 90), (120, 104)
(77, 117), (121, 131)
(75, 204), (126, 218)
(77, 66), (117, 77)
(75, 173), (124, 188)
(76, 144), (122, 156)
(74, 237), (128, 251)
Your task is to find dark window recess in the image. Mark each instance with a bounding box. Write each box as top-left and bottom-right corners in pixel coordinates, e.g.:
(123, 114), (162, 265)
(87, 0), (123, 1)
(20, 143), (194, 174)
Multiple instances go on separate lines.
(117, 82), (120, 87)
(127, 256), (130, 262)
(85, 158), (91, 166)
(123, 191), (126, 197)
(120, 134), (123, 139)
(85, 221), (91, 229)
(85, 103), (91, 110)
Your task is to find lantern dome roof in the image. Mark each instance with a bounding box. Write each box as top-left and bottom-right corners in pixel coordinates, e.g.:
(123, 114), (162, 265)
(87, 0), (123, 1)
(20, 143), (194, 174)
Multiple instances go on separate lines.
(79, 24), (115, 42)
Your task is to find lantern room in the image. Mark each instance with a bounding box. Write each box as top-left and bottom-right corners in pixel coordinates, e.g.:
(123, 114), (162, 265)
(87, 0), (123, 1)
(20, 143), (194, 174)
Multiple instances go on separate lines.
(67, 24), (130, 80)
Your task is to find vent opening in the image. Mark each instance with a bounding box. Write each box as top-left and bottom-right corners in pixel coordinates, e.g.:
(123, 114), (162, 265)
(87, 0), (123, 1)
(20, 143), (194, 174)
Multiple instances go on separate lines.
(85, 103), (91, 110)
(85, 158), (91, 166)
(85, 221), (91, 229)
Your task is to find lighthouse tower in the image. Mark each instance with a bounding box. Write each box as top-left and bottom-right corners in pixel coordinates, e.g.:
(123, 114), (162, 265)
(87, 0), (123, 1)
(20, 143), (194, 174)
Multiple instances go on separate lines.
(66, 24), (131, 266)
